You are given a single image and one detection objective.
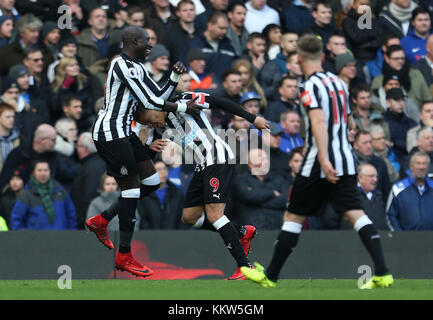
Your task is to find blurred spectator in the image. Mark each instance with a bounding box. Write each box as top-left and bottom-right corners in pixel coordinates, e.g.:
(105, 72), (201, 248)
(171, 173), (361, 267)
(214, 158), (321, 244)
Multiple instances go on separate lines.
(244, 0), (280, 34)
(283, 0), (314, 34)
(233, 58), (267, 109)
(241, 91), (261, 117)
(0, 14), (42, 76)
(262, 23), (281, 60)
(54, 117), (77, 159)
(144, 27), (158, 47)
(145, 44), (171, 86)
(61, 94), (89, 133)
(0, 76), (42, 141)
(323, 32), (348, 74)
(335, 53), (358, 89)
(0, 168), (25, 229)
(182, 11), (235, 81)
(226, 1), (248, 57)
(242, 32), (267, 74)
(9, 63), (50, 123)
(370, 124), (400, 183)
(274, 31), (298, 75)
(0, 0), (19, 19)
(0, 15), (13, 48)
(10, 159), (77, 230)
(175, 71), (192, 94)
(288, 146), (304, 183)
(51, 56), (103, 123)
(23, 48), (52, 102)
(400, 7), (432, 63)
(194, 0), (228, 33)
(76, 7), (122, 71)
(70, 132), (105, 229)
(357, 163), (390, 230)
(144, 0), (177, 44)
(370, 73), (420, 122)
(0, 102), (20, 172)
(263, 121), (291, 177)
(379, 0), (419, 38)
(169, 0), (205, 14)
(366, 34), (400, 80)
(127, 6), (145, 27)
(371, 44), (432, 107)
(186, 47), (219, 93)
(137, 160), (185, 229)
(387, 151), (433, 230)
(160, 141), (184, 189)
(413, 34), (433, 95)
(286, 52), (304, 83)
(342, 0), (383, 64)
(164, 0), (197, 64)
(231, 148), (289, 229)
(109, 0), (129, 30)
(351, 83), (384, 131)
(383, 87), (417, 159)
(212, 68), (242, 129)
(353, 130), (392, 200)
(0, 124), (76, 194)
(39, 21), (61, 71)
(279, 110), (304, 155)
(407, 100), (433, 153)
(47, 37), (81, 84)
(264, 75), (300, 123)
(400, 126), (433, 178)
(301, 0), (336, 48)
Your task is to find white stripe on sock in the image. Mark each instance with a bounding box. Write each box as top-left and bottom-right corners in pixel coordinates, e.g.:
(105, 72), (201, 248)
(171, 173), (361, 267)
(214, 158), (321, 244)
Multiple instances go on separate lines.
(282, 221), (302, 234)
(213, 215), (230, 230)
(192, 212), (205, 228)
(141, 173), (160, 186)
(354, 215), (373, 232)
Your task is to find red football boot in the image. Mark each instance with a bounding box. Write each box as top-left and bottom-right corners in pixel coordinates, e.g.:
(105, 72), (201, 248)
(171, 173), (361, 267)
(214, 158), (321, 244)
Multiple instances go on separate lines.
(240, 225), (257, 256)
(114, 252), (154, 277)
(85, 214), (114, 250)
(226, 267), (247, 280)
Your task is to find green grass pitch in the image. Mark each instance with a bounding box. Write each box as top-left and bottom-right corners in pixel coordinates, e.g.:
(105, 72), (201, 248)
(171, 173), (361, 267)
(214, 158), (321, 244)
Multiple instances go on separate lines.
(1, 279), (433, 300)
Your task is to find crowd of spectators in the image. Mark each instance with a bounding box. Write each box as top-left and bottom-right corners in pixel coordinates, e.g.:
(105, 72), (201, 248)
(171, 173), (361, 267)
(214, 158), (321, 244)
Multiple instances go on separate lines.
(1, 0), (433, 232)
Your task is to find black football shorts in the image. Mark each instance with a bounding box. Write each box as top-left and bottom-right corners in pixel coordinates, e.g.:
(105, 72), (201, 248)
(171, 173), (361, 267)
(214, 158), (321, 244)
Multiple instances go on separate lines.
(94, 133), (152, 178)
(183, 164), (236, 208)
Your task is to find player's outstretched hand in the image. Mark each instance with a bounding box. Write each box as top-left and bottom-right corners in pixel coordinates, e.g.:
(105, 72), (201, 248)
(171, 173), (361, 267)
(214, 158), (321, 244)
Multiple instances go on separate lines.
(185, 96), (203, 118)
(321, 159), (340, 184)
(149, 139), (168, 153)
(172, 61), (187, 74)
(253, 116), (270, 131)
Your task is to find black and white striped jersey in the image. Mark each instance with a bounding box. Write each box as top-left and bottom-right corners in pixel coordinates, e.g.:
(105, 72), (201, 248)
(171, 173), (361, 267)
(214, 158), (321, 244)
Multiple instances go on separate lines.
(299, 71), (356, 178)
(138, 92), (239, 167)
(92, 53), (177, 142)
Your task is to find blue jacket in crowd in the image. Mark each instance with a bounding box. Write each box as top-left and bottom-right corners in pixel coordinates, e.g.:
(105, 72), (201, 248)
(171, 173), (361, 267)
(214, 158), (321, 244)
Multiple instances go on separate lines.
(283, 0), (315, 34)
(10, 180), (77, 230)
(386, 174), (433, 231)
(400, 28), (433, 64)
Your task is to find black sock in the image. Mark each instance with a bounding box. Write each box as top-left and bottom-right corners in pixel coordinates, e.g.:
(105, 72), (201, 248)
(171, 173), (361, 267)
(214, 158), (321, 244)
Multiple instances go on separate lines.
(200, 213), (246, 239)
(118, 197), (138, 253)
(140, 184), (160, 198)
(101, 200), (120, 222)
(217, 221), (251, 268)
(266, 230), (300, 282)
(358, 224), (388, 276)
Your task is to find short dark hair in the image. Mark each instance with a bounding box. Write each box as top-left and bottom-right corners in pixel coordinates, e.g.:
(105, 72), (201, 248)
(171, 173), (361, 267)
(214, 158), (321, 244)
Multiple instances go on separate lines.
(227, 0), (246, 12)
(62, 94), (82, 107)
(177, 0), (195, 10)
(247, 32), (265, 43)
(31, 159), (51, 172)
(207, 10), (227, 24)
(354, 129), (371, 142)
(421, 100), (433, 111)
(222, 68), (241, 82)
(312, 0), (331, 11)
(0, 102), (15, 116)
(386, 44), (404, 57)
(411, 6), (430, 22)
(350, 82), (370, 100)
(289, 146), (304, 161)
(278, 74), (298, 88)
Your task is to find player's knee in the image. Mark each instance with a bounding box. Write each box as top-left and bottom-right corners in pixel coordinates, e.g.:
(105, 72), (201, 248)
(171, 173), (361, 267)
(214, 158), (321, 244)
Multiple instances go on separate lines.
(181, 213), (195, 226)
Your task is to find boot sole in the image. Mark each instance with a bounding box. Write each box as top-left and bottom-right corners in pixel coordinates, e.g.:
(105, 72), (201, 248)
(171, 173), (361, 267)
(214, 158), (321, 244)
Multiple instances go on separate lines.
(85, 222), (114, 250)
